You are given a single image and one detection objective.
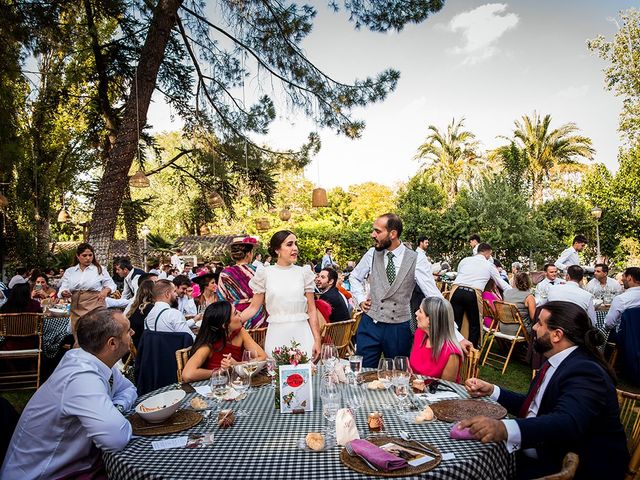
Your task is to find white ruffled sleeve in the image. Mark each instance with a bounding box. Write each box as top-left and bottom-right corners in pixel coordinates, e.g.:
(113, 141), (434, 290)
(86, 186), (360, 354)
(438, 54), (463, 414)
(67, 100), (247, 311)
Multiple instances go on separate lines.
(302, 266), (316, 293)
(249, 265), (267, 294)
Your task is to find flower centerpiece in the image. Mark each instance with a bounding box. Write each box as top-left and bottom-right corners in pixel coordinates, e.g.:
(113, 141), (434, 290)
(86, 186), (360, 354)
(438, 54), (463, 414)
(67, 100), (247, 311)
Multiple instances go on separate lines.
(272, 340), (310, 409)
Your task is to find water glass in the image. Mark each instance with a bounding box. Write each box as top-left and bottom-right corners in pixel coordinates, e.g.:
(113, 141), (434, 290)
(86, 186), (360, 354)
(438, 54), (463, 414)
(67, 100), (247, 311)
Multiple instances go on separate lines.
(321, 343), (339, 371)
(320, 378), (341, 439)
(349, 355), (363, 374)
(230, 365), (250, 395)
(266, 357), (277, 389)
(210, 369), (230, 411)
(377, 357), (394, 388)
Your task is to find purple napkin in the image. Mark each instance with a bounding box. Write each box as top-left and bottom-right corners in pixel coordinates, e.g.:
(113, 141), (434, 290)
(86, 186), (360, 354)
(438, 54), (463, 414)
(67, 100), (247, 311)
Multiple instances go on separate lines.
(349, 439), (408, 471)
(450, 422), (476, 440)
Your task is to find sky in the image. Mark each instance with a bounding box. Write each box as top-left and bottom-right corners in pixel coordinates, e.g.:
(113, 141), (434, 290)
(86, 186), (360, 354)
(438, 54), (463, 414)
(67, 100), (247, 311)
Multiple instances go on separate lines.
(148, 0), (636, 190)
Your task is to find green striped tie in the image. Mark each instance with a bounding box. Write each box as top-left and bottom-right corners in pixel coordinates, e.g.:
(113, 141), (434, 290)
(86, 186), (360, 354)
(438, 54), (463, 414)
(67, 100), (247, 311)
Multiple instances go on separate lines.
(386, 251), (396, 284)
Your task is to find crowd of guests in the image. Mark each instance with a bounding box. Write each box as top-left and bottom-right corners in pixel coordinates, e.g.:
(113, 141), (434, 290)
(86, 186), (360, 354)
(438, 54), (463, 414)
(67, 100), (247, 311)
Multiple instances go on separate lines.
(0, 217), (638, 479)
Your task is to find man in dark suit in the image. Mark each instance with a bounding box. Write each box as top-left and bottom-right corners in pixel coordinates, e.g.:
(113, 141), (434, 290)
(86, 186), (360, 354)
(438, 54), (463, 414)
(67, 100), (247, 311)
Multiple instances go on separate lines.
(460, 301), (629, 479)
(316, 267), (350, 322)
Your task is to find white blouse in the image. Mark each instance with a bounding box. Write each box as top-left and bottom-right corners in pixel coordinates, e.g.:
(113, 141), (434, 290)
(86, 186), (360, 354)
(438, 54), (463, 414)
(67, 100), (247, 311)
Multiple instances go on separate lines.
(58, 264), (117, 297)
(249, 264), (315, 324)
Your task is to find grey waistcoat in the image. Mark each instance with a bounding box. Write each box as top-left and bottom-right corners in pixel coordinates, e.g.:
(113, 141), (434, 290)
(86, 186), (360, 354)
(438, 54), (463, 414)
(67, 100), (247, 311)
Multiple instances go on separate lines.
(368, 248), (418, 324)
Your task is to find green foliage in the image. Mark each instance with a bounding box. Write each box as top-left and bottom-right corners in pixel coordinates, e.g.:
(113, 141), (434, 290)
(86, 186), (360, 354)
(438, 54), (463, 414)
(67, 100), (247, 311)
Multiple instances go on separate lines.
(396, 172), (446, 245)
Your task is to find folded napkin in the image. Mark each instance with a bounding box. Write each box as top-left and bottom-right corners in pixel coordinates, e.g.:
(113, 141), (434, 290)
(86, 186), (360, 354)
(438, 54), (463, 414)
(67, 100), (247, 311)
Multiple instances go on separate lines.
(194, 385), (211, 397)
(450, 422), (476, 440)
(335, 408), (360, 446)
(349, 439), (408, 471)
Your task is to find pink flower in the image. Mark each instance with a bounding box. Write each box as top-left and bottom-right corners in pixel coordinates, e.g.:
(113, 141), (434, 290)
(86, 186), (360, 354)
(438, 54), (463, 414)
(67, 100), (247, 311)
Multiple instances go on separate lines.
(291, 359), (298, 366)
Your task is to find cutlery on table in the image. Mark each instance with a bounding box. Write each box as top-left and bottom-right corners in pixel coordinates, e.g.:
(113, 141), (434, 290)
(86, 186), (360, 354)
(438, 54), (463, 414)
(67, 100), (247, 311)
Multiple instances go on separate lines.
(345, 442), (379, 472)
(137, 422), (187, 431)
(399, 430), (440, 457)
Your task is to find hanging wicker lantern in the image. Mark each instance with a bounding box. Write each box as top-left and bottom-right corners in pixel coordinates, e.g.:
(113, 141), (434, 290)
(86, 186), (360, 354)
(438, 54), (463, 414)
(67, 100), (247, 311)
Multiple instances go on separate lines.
(207, 190), (224, 208)
(57, 208), (72, 223)
(279, 208), (291, 221)
(0, 193), (8, 210)
(255, 217), (270, 232)
(199, 224), (211, 236)
(129, 170), (150, 188)
(312, 187), (328, 207)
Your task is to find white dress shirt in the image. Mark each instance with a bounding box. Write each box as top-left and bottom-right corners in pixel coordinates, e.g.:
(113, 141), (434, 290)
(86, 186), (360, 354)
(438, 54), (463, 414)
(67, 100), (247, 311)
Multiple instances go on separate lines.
(170, 254), (184, 272)
(534, 277), (566, 305)
(321, 253), (334, 268)
(1, 348), (136, 479)
(472, 244), (479, 255)
(554, 247), (580, 272)
(453, 254), (512, 292)
(585, 277), (623, 297)
(8, 274), (27, 289)
(145, 301), (195, 339)
(58, 264), (117, 298)
(177, 295), (197, 316)
(491, 345), (578, 457)
(350, 244), (443, 306)
(604, 286), (640, 331)
(545, 282), (597, 326)
(122, 269), (140, 300)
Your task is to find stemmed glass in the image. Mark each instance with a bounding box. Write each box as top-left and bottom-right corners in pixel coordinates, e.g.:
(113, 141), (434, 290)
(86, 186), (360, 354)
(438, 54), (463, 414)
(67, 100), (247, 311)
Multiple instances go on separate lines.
(321, 343), (339, 373)
(209, 368), (230, 412)
(320, 375), (341, 444)
(242, 350), (259, 393)
(266, 357), (277, 389)
(377, 358), (394, 387)
(344, 380), (365, 435)
(392, 356), (412, 412)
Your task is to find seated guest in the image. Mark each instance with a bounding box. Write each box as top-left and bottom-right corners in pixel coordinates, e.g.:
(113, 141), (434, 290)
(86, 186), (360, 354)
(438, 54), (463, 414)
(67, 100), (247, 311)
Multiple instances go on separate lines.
(409, 297), (463, 382)
(7, 267), (29, 289)
(481, 278), (502, 328)
(181, 301), (266, 382)
(546, 265), (597, 326)
(136, 272), (159, 285)
(604, 266), (640, 332)
(0, 283), (42, 314)
(461, 301), (628, 479)
(145, 280), (196, 340)
(316, 267), (350, 322)
(586, 263), (623, 299)
(502, 272), (536, 334)
(534, 264), (565, 305)
(173, 275), (197, 317)
(0, 308), (137, 479)
(29, 273), (56, 302)
(148, 260), (162, 276)
(193, 272), (219, 313)
(126, 280), (155, 349)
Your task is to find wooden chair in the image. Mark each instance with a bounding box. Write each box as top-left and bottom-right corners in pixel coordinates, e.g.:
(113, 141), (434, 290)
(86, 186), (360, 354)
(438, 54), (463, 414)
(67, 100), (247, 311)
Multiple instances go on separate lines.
(534, 452), (579, 480)
(617, 389), (640, 480)
(460, 348), (480, 384)
(321, 319), (356, 358)
(0, 313), (45, 391)
(481, 301), (530, 374)
(120, 340), (137, 379)
(175, 347), (192, 383)
(349, 311), (362, 355)
(480, 299), (498, 355)
(248, 327), (267, 350)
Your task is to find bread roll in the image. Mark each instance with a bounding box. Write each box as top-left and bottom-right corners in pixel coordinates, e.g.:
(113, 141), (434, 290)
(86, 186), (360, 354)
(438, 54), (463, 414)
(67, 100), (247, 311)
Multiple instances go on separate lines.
(305, 432), (325, 451)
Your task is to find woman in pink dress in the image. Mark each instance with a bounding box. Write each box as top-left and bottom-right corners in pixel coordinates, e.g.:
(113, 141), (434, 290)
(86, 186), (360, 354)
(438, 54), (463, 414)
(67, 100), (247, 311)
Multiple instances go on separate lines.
(409, 297), (463, 382)
(482, 278), (503, 327)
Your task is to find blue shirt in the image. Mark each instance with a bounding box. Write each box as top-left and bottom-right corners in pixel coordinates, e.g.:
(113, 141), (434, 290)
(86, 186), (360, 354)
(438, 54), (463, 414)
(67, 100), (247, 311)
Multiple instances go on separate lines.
(1, 349), (137, 479)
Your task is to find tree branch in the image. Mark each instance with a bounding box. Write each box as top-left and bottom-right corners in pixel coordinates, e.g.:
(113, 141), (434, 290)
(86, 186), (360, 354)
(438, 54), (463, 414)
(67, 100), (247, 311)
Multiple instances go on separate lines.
(144, 148), (194, 176)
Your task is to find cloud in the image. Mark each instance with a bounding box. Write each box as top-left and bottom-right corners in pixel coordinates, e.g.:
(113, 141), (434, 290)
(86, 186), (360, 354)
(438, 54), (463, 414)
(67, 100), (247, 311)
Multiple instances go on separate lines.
(555, 85), (590, 99)
(448, 3), (519, 64)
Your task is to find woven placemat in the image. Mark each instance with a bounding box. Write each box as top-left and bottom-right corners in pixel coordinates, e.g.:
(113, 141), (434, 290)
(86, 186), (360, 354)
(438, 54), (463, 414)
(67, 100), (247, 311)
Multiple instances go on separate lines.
(430, 399), (507, 423)
(339, 436), (441, 477)
(128, 410), (202, 436)
(251, 373), (272, 387)
(357, 371), (416, 384)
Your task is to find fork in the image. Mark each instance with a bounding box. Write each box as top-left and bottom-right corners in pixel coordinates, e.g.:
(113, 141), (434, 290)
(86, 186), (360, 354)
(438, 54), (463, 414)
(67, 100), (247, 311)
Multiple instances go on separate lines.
(345, 443), (379, 471)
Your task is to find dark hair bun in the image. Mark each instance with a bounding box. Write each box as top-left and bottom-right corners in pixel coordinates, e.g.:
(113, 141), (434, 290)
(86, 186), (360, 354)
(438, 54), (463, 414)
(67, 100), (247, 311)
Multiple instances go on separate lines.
(585, 328), (605, 347)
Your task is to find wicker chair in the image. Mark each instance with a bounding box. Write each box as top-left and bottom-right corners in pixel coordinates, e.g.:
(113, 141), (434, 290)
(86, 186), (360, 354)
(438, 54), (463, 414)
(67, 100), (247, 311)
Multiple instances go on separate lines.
(321, 319), (356, 358)
(481, 301), (530, 374)
(0, 313), (45, 390)
(349, 311), (362, 355)
(460, 348), (481, 384)
(534, 452), (579, 480)
(175, 347), (192, 383)
(617, 389), (640, 480)
(248, 327), (267, 350)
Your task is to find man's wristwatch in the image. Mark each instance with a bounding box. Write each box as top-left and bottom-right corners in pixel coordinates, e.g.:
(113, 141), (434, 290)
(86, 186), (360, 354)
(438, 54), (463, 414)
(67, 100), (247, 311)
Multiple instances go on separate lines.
(115, 404), (126, 414)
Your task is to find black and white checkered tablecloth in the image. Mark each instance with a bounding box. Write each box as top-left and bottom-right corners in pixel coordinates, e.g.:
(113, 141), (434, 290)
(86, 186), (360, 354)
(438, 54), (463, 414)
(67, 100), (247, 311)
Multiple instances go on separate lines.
(43, 316), (71, 358)
(104, 372), (515, 480)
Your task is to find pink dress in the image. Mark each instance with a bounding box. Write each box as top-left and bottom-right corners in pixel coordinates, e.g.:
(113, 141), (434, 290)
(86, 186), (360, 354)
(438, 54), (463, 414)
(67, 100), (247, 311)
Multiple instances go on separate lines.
(409, 329), (463, 382)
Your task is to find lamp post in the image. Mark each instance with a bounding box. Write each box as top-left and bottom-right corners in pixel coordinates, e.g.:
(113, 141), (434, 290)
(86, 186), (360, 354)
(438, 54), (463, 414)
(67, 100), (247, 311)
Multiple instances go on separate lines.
(141, 225), (151, 271)
(590, 207), (602, 262)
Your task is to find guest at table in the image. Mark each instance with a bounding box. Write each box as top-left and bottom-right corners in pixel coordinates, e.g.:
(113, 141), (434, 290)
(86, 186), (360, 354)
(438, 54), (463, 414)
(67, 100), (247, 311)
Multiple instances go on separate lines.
(604, 266), (640, 333)
(7, 267), (29, 290)
(181, 301), (266, 382)
(173, 275), (197, 317)
(29, 273), (57, 303)
(534, 264), (565, 305)
(241, 230), (322, 360)
(126, 279), (155, 349)
(0, 307), (137, 480)
(217, 236), (267, 329)
(409, 297), (463, 382)
(145, 280), (196, 340)
(193, 272), (219, 314)
(0, 283), (42, 314)
(58, 243), (117, 329)
(461, 301), (628, 479)
(502, 272), (536, 334)
(316, 267), (351, 322)
(546, 265), (597, 326)
(481, 278), (502, 328)
(585, 263), (623, 299)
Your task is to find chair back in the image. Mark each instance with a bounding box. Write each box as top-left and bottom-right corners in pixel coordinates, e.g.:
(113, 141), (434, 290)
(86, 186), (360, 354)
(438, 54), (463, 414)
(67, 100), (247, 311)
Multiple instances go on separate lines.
(494, 301), (530, 342)
(482, 300), (496, 322)
(619, 307), (640, 381)
(175, 347), (192, 383)
(534, 452), (579, 480)
(0, 313), (44, 337)
(460, 348), (480, 384)
(0, 313), (44, 391)
(321, 319), (356, 358)
(248, 327), (267, 350)
(617, 389), (640, 480)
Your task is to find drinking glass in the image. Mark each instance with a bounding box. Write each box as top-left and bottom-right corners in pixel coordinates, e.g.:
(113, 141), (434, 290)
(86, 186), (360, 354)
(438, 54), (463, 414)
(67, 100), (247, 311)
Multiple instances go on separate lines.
(321, 343), (339, 372)
(320, 377), (341, 440)
(209, 369), (230, 412)
(242, 350), (259, 393)
(377, 357), (394, 388)
(266, 357), (277, 389)
(392, 356), (412, 411)
(230, 365), (251, 396)
(349, 355), (363, 374)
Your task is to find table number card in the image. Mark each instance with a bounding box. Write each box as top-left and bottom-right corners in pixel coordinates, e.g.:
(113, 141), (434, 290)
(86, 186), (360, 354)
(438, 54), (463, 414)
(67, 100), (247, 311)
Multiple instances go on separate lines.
(279, 364), (313, 414)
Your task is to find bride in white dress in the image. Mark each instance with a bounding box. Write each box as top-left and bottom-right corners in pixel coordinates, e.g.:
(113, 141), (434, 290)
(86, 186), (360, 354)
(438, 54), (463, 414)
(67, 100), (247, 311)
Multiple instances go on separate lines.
(240, 230), (321, 360)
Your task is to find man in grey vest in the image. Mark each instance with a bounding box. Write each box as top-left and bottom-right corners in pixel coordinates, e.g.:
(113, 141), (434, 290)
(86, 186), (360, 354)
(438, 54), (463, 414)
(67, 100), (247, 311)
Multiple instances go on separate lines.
(350, 214), (446, 368)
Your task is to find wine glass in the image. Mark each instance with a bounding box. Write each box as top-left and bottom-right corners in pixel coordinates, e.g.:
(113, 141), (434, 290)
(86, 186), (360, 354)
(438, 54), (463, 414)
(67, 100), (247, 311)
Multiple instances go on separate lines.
(230, 365), (251, 396)
(392, 356), (412, 412)
(377, 357), (394, 388)
(209, 368), (230, 412)
(321, 343), (339, 372)
(344, 380), (365, 434)
(242, 350), (259, 393)
(266, 357), (277, 389)
(320, 376), (341, 441)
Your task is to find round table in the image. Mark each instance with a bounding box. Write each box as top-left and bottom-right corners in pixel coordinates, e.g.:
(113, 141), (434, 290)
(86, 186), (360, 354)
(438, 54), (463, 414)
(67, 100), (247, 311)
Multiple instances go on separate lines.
(105, 373), (515, 479)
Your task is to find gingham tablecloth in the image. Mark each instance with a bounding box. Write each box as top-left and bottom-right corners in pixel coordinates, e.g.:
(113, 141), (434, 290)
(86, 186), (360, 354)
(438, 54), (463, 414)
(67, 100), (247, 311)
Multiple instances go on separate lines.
(104, 373), (515, 480)
(43, 316), (71, 358)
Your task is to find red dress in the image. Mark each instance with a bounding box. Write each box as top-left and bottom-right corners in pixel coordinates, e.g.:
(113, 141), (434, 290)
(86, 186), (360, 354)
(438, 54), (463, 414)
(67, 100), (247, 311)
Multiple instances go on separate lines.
(409, 329), (463, 382)
(205, 328), (244, 370)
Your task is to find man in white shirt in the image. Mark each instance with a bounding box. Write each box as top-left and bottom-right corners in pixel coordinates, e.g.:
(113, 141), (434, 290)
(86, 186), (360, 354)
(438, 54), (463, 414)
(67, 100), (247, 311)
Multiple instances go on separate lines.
(545, 265), (597, 326)
(459, 301), (628, 479)
(469, 234), (481, 256)
(604, 267), (640, 332)
(170, 248), (184, 272)
(114, 259), (145, 300)
(183, 263), (196, 279)
(450, 243), (511, 346)
(7, 267), (29, 289)
(585, 263), (623, 298)
(173, 275), (198, 317)
(145, 280), (196, 340)
(1, 308), (137, 479)
(535, 264), (565, 305)
(554, 235), (588, 273)
(415, 236), (429, 255)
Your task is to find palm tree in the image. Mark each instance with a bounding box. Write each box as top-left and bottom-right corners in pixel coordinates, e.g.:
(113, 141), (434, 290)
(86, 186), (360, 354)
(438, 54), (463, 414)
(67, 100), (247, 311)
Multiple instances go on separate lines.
(414, 118), (481, 198)
(499, 112), (595, 206)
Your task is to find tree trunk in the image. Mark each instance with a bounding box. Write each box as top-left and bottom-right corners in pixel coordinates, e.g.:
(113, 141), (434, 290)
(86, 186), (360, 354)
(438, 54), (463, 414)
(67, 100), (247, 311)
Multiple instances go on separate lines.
(35, 212), (51, 260)
(122, 184), (143, 267)
(88, 0), (183, 265)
